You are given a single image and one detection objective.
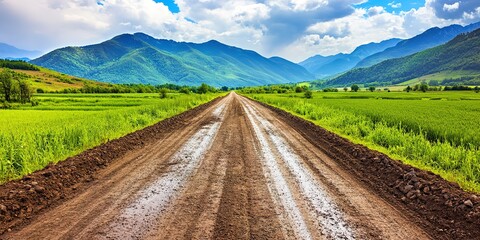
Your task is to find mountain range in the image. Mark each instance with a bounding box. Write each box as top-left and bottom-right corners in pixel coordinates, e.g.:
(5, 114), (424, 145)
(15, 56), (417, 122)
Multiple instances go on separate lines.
(31, 33), (314, 87)
(0, 43), (41, 60)
(356, 22), (480, 68)
(326, 28), (480, 87)
(300, 22), (480, 79)
(299, 38), (402, 78)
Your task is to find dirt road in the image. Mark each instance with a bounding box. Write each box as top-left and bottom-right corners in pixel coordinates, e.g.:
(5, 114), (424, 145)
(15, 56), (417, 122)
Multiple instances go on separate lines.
(1, 92), (479, 239)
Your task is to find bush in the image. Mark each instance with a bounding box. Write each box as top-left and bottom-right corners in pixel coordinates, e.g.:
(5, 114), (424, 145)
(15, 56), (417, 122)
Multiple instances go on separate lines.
(351, 84), (360, 92)
(159, 88), (168, 99)
(304, 90), (313, 99)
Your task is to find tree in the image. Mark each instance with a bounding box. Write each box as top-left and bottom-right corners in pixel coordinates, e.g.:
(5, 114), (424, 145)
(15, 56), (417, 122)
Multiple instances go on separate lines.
(221, 86), (229, 92)
(159, 88), (168, 99)
(295, 86), (304, 93)
(419, 83), (429, 92)
(351, 84), (359, 92)
(179, 87), (191, 94)
(18, 80), (32, 103)
(304, 90), (313, 99)
(405, 86), (412, 92)
(343, 87), (348, 92)
(198, 83), (210, 94)
(368, 86), (376, 92)
(0, 69), (14, 102)
(474, 86), (479, 93)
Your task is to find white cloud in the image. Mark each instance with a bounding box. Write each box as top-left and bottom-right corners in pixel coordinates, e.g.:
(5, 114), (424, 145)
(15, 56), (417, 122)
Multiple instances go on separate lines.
(443, 2), (460, 12)
(388, 2), (402, 9)
(0, 0), (479, 63)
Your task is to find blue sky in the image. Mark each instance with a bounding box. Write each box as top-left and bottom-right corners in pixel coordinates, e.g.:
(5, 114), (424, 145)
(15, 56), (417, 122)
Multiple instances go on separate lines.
(357, 0), (426, 13)
(1, 0), (479, 61)
(154, 0), (179, 13)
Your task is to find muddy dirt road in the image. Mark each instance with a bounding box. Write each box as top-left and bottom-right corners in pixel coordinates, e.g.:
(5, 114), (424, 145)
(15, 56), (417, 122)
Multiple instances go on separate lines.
(2, 92), (480, 239)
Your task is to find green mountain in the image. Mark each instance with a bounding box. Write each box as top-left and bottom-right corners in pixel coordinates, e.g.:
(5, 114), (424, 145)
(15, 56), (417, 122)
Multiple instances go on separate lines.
(356, 22), (480, 68)
(299, 38), (402, 78)
(31, 33), (314, 87)
(326, 28), (480, 87)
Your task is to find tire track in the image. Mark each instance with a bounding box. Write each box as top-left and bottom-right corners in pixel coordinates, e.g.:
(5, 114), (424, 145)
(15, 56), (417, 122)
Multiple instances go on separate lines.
(242, 98), (354, 240)
(102, 103), (228, 239)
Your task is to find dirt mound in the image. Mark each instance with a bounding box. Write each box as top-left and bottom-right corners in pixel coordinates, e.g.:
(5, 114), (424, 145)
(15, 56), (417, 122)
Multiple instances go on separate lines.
(255, 100), (480, 240)
(0, 97), (223, 235)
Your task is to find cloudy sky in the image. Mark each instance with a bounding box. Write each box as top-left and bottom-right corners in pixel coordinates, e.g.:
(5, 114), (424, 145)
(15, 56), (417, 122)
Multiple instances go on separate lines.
(1, 0), (479, 62)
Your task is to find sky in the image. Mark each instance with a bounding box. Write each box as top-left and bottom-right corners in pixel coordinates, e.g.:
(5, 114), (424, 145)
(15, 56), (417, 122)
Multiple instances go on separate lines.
(0, 0), (479, 62)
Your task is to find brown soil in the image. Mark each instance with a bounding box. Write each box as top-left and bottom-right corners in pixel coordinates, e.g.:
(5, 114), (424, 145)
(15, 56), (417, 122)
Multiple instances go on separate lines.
(0, 92), (478, 239)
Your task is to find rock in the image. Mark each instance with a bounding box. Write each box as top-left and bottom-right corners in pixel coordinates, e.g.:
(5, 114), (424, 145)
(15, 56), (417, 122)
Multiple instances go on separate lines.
(31, 181), (38, 186)
(423, 186), (430, 194)
(464, 200), (474, 208)
(34, 186), (45, 193)
(402, 184), (414, 194)
(0, 204), (6, 212)
(407, 190), (417, 199)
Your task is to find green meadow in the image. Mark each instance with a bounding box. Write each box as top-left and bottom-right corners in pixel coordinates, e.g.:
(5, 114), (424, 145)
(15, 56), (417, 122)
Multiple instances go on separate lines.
(245, 91), (480, 192)
(0, 93), (223, 182)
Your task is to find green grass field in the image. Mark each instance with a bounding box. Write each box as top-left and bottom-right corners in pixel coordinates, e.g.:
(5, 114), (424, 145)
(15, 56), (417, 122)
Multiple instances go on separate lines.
(0, 93), (223, 182)
(245, 91), (480, 192)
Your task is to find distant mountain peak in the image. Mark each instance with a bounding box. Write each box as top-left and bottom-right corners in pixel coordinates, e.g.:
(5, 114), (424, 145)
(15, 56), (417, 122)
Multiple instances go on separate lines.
(356, 22), (480, 68)
(299, 38), (402, 78)
(327, 27), (480, 87)
(0, 43), (42, 59)
(31, 33), (314, 87)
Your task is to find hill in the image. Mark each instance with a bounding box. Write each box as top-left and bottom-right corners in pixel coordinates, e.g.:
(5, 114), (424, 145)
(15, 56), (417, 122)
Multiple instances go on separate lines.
(356, 22), (480, 68)
(0, 60), (113, 92)
(31, 33), (314, 87)
(326, 28), (480, 87)
(0, 43), (41, 60)
(299, 38), (401, 78)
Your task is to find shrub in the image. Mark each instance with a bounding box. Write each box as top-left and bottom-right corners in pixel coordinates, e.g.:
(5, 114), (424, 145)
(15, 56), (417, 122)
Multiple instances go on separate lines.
(304, 90), (313, 99)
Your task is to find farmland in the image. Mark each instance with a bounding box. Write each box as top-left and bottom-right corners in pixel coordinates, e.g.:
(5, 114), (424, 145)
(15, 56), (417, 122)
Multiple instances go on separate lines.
(244, 91), (480, 192)
(0, 92), (223, 182)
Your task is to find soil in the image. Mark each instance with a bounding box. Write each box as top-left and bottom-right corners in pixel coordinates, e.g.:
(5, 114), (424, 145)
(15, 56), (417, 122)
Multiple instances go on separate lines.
(0, 92), (479, 239)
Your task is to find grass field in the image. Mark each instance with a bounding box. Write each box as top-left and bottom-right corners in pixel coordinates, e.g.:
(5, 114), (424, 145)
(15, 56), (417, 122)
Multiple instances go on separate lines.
(244, 91), (480, 192)
(0, 93), (223, 182)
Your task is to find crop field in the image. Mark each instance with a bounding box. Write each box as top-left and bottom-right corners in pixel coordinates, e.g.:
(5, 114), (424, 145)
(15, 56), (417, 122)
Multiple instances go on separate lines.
(245, 91), (480, 192)
(0, 93), (223, 182)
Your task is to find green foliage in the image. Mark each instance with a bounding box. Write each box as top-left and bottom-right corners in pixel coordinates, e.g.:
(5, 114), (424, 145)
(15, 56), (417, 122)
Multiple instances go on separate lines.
(246, 91), (480, 192)
(159, 88), (168, 99)
(0, 69), (14, 102)
(197, 83), (216, 94)
(304, 90), (313, 99)
(0, 93), (223, 182)
(351, 84), (360, 92)
(0, 59), (39, 71)
(368, 86), (376, 92)
(322, 88), (338, 92)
